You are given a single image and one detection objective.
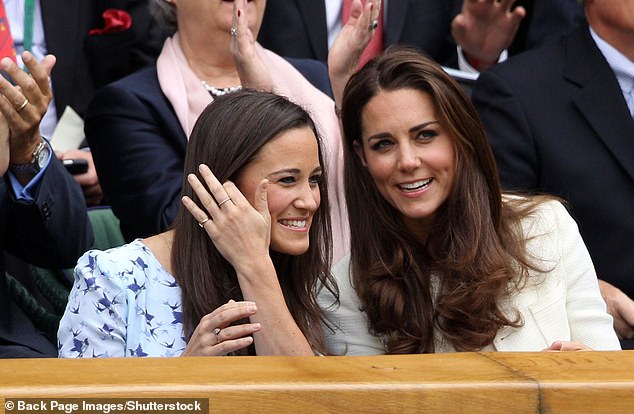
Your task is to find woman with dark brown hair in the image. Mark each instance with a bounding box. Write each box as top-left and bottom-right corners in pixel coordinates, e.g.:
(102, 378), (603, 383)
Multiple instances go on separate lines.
(318, 47), (620, 354)
(58, 90), (336, 357)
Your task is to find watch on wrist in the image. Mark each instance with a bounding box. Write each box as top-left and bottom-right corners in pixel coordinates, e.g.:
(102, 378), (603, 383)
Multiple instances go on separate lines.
(9, 139), (51, 176)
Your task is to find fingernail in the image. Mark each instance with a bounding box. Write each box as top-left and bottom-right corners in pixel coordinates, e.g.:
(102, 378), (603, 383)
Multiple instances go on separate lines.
(247, 303), (257, 312)
(253, 323), (261, 332)
(228, 299), (235, 303)
(1, 58), (11, 70)
(22, 52), (31, 62)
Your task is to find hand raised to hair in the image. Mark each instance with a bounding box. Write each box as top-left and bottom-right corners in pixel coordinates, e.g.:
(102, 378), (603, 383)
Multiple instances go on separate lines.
(181, 164), (271, 276)
(230, 0), (273, 92)
(0, 51), (55, 164)
(451, 0), (526, 71)
(328, 0), (381, 107)
(181, 300), (261, 356)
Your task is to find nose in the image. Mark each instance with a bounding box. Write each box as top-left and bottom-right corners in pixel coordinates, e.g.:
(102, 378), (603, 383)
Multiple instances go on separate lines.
(396, 142), (421, 171)
(293, 182), (319, 212)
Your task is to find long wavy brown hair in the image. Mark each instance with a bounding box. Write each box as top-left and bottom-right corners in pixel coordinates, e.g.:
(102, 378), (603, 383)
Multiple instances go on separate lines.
(171, 90), (335, 355)
(340, 47), (548, 353)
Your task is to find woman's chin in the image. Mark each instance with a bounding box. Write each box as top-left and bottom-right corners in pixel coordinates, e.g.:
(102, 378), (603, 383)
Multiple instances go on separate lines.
(270, 241), (310, 256)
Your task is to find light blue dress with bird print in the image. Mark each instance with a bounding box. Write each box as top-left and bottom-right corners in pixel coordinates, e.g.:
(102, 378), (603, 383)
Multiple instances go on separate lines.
(58, 240), (187, 357)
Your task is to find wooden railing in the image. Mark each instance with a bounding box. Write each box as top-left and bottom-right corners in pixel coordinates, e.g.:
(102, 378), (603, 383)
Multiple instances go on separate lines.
(1, 351), (633, 413)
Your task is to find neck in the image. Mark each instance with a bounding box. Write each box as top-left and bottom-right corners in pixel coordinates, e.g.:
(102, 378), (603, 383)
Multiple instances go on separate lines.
(177, 29), (242, 88)
(589, 21), (634, 63)
(142, 230), (175, 274)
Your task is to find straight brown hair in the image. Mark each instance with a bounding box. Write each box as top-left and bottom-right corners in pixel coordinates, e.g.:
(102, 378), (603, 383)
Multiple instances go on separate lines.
(340, 47), (548, 352)
(171, 90), (335, 355)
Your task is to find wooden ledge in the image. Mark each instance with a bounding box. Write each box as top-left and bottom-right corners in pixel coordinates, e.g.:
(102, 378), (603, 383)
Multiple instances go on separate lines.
(1, 351), (633, 413)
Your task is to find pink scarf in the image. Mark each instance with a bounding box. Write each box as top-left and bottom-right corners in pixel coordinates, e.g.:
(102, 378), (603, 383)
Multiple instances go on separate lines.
(156, 33), (211, 137)
(156, 34), (349, 263)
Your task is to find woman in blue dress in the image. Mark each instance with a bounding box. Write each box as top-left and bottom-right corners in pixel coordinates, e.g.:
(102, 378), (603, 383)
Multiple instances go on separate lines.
(58, 90), (336, 357)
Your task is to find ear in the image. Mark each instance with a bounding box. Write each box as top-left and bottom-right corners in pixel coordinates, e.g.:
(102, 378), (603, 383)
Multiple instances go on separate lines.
(353, 140), (368, 167)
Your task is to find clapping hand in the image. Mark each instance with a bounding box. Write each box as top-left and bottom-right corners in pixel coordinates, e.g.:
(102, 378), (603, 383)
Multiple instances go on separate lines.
(0, 52), (55, 175)
(230, 0), (273, 92)
(451, 0), (526, 71)
(328, 0), (381, 106)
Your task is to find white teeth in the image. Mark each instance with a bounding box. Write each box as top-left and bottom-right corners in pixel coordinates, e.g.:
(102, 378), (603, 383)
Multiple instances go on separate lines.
(279, 219), (306, 228)
(399, 178), (432, 191)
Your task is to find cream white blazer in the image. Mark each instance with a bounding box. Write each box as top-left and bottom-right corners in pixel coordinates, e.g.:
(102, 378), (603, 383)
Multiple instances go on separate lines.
(318, 199), (621, 355)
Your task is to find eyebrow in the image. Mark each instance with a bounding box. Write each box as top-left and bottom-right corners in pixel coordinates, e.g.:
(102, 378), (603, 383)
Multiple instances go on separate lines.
(366, 121), (440, 142)
(267, 166), (322, 178)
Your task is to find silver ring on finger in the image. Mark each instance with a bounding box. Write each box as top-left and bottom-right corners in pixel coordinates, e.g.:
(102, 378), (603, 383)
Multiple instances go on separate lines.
(213, 327), (222, 344)
(230, 27), (238, 37)
(368, 19), (378, 32)
(217, 197), (232, 208)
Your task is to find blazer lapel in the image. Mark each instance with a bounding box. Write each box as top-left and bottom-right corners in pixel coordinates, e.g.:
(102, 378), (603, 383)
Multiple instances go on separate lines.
(297, 0), (328, 61)
(494, 274), (569, 351)
(565, 26), (634, 184)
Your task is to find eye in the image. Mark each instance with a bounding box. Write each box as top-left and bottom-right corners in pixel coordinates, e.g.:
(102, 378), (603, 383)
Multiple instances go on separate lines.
(278, 176), (297, 185)
(370, 139), (393, 151)
(415, 129), (438, 142)
(309, 173), (322, 186)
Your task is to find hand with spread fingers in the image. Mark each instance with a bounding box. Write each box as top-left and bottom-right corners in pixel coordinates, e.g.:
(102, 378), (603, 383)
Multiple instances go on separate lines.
(328, 0), (381, 107)
(230, 0), (272, 92)
(451, 0), (526, 71)
(181, 300), (261, 356)
(0, 52), (55, 168)
(182, 163), (271, 275)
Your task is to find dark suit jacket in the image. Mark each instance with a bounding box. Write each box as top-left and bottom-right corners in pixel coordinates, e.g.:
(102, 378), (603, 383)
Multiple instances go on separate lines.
(472, 23), (634, 299)
(259, 0), (462, 67)
(258, 0), (584, 68)
(86, 57), (331, 242)
(42, 0), (165, 119)
(1, 158), (93, 357)
(509, 0), (585, 54)
(85, 66), (186, 242)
